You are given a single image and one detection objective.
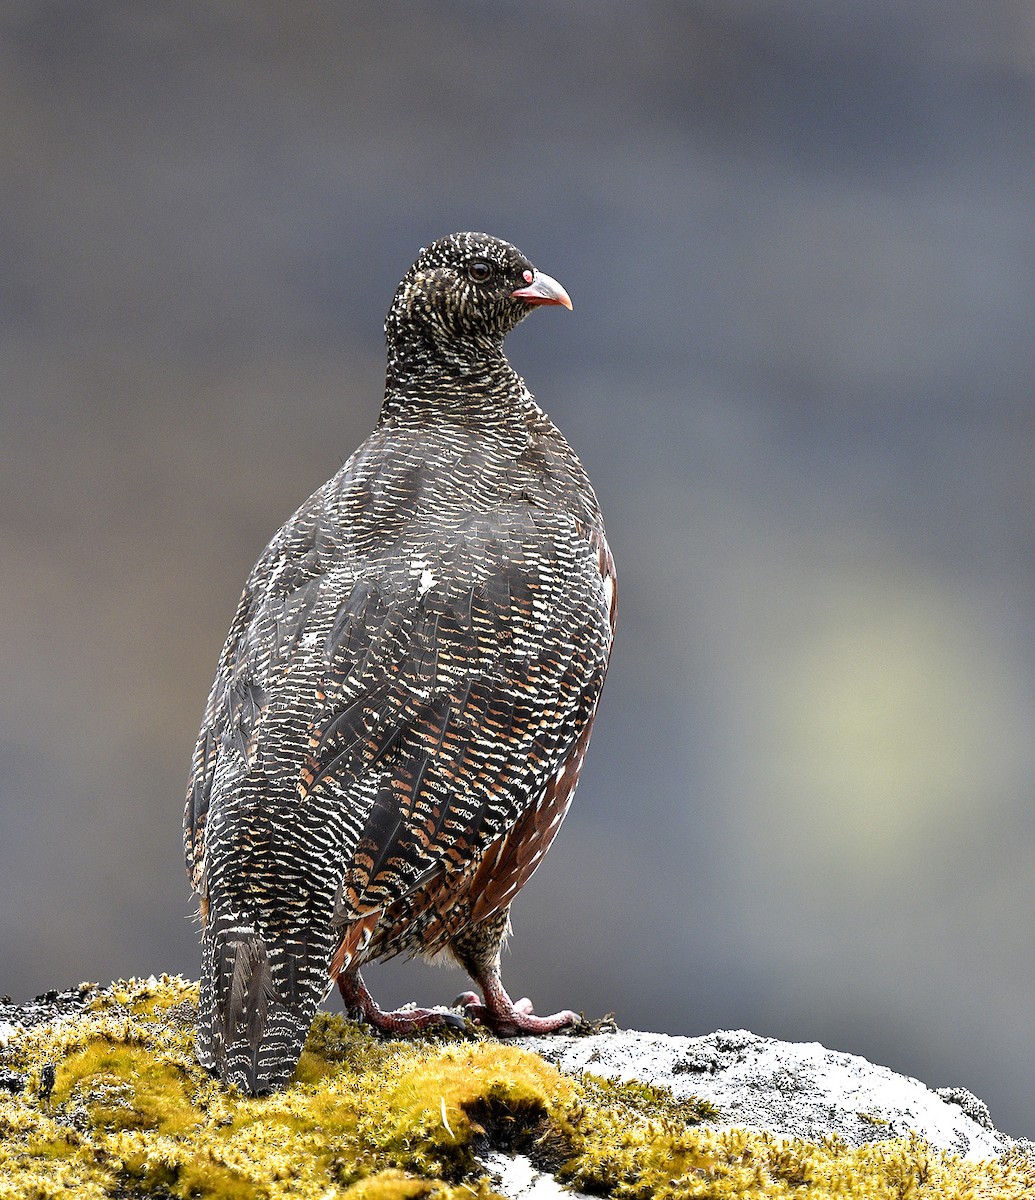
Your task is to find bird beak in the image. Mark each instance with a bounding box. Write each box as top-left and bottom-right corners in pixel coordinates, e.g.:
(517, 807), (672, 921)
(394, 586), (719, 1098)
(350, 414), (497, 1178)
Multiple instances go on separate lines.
(510, 270), (573, 311)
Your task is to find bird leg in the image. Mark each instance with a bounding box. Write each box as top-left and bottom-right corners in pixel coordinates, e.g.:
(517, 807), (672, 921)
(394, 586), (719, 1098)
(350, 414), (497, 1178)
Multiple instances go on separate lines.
(449, 910), (579, 1036)
(336, 969), (466, 1035)
(454, 971), (579, 1035)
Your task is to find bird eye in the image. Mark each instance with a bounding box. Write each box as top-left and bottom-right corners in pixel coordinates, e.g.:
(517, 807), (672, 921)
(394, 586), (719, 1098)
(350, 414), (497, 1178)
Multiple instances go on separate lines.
(467, 260), (493, 283)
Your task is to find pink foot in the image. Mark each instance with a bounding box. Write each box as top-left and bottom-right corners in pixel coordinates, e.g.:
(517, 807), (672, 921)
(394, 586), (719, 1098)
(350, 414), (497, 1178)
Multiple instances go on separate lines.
(338, 971), (467, 1036)
(454, 984), (578, 1036)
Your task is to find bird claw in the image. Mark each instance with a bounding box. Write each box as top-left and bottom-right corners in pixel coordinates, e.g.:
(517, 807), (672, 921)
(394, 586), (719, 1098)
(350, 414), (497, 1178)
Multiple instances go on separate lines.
(340, 973), (474, 1038)
(454, 991), (579, 1036)
(358, 1005), (472, 1038)
(439, 1010), (475, 1036)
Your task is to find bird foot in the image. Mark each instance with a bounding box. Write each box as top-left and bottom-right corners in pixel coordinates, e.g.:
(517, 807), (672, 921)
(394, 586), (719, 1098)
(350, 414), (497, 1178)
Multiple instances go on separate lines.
(365, 1005), (469, 1036)
(452, 988), (578, 1036)
(338, 972), (467, 1036)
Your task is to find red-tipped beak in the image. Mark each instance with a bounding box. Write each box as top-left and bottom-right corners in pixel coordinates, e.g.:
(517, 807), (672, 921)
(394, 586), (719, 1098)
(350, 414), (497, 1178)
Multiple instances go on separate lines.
(510, 270), (573, 311)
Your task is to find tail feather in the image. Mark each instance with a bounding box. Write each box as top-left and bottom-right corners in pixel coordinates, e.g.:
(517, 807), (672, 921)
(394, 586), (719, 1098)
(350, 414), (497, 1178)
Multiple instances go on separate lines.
(198, 918), (319, 1095)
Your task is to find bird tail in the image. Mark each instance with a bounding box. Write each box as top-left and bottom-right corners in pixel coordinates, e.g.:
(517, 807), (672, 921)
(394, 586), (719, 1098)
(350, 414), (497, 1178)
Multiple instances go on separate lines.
(197, 915), (317, 1095)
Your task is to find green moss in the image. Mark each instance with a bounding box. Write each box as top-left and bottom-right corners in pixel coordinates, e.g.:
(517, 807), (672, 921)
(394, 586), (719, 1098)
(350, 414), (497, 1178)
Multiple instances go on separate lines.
(0, 975), (1031, 1200)
(53, 1039), (198, 1136)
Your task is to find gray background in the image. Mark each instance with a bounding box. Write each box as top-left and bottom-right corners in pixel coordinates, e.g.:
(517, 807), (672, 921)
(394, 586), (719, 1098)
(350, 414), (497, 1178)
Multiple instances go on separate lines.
(2, 2), (1034, 1137)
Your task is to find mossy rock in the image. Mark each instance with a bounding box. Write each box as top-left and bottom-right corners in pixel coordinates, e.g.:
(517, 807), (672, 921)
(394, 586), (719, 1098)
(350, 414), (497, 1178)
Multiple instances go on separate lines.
(0, 976), (1032, 1199)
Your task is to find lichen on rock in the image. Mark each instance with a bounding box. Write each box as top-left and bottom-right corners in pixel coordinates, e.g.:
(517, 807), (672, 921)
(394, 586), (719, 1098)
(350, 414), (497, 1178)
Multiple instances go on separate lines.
(0, 976), (1032, 1199)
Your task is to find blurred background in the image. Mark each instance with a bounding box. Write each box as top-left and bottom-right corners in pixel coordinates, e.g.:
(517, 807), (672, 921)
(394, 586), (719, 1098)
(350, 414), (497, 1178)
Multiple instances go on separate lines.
(2, 0), (1034, 1136)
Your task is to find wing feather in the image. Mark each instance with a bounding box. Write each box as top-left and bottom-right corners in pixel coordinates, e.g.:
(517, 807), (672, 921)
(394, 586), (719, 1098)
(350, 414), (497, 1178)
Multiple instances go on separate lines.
(299, 511), (611, 951)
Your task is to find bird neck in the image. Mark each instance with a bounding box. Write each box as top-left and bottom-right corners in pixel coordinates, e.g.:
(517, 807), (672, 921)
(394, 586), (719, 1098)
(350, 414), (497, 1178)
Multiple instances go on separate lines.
(380, 337), (527, 424)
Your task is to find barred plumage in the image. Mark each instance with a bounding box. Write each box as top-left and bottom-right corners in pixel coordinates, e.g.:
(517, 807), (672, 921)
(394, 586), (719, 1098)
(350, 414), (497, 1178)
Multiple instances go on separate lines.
(185, 233), (616, 1094)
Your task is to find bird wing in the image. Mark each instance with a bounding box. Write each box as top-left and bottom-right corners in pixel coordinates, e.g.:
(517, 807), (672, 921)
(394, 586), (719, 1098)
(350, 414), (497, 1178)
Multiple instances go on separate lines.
(183, 479), (333, 903)
(302, 505), (613, 956)
(184, 580), (261, 900)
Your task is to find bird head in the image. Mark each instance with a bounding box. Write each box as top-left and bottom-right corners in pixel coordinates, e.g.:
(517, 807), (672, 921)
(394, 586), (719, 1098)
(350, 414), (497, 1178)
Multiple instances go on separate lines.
(385, 232), (571, 366)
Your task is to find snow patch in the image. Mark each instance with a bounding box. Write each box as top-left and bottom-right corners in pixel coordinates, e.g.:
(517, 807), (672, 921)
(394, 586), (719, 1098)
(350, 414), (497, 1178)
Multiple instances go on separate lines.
(481, 1151), (592, 1200)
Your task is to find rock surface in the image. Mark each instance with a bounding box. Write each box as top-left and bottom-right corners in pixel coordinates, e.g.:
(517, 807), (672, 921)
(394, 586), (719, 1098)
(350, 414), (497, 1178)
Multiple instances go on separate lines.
(481, 1026), (1030, 1199)
(1, 980), (1032, 1200)
(517, 1027), (1026, 1162)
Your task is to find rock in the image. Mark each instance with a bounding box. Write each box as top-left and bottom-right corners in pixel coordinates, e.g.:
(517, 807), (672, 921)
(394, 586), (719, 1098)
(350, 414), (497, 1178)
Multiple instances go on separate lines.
(0, 982), (98, 1041)
(516, 1027), (1022, 1162)
(1, 979), (1032, 1200)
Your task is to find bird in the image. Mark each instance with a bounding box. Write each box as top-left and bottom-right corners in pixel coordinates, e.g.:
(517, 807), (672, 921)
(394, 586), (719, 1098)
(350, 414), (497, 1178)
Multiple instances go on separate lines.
(184, 232), (616, 1094)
